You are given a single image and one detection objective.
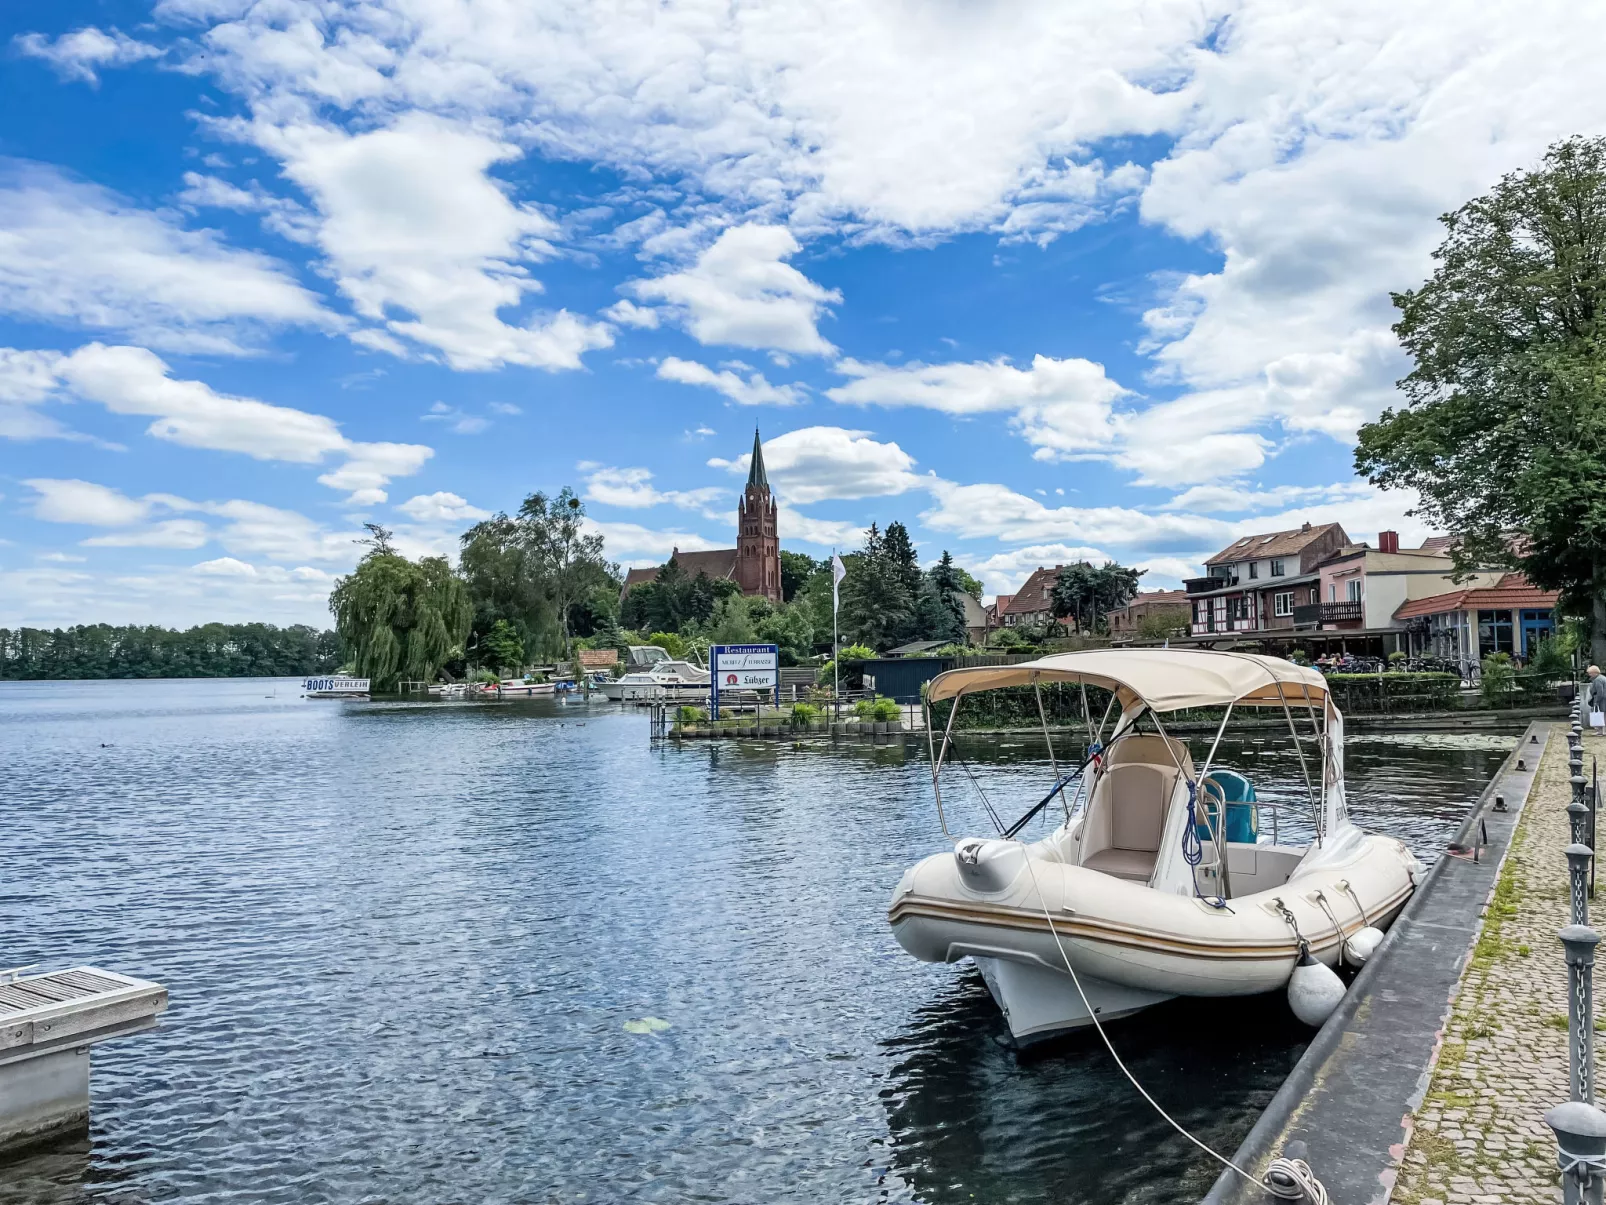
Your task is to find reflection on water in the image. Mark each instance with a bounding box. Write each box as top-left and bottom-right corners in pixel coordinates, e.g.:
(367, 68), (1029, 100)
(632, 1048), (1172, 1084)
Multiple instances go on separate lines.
(0, 680), (1513, 1204)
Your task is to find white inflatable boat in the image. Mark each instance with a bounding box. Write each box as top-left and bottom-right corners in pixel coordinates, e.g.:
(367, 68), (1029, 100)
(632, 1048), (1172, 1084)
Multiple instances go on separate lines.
(889, 649), (1422, 1043)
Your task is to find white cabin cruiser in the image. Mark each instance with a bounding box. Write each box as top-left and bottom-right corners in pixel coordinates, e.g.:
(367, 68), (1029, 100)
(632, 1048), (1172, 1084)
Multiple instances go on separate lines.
(599, 660), (711, 702)
(889, 649), (1422, 1043)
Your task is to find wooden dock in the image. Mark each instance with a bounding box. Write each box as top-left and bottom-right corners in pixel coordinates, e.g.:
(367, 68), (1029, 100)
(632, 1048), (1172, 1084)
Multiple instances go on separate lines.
(0, 966), (167, 1154)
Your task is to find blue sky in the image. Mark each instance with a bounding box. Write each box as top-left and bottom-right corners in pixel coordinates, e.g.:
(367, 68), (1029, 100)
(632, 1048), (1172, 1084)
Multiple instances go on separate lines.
(3, 1), (1603, 628)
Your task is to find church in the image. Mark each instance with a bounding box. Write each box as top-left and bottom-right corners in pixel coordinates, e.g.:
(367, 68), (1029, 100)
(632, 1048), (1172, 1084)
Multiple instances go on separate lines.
(620, 429), (782, 603)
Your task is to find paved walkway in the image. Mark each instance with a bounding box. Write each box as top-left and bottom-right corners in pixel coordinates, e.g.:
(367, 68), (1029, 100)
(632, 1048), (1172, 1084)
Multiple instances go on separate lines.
(1393, 727), (1605, 1205)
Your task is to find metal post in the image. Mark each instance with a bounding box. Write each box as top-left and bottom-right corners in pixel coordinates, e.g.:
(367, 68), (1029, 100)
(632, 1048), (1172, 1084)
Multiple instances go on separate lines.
(1563, 924), (1601, 1105)
(1549, 1101), (1606, 1205)
(1572, 845), (1595, 927)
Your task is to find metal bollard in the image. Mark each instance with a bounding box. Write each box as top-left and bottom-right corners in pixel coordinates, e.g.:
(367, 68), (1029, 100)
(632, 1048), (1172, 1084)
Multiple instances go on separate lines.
(1548, 1101), (1606, 1205)
(1563, 924), (1601, 1104)
(1578, 800), (1595, 847)
(1571, 845), (1595, 926)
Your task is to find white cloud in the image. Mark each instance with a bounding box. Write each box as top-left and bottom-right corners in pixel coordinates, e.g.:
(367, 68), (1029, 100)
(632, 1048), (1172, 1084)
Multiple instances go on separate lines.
(603, 299), (660, 329)
(14, 27), (162, 84)
(656, 357), (805, 406)
(920, 479), (1233, 552)
(81, 520), (212, 549)
(177, 170), (319, 244)
(583, 466), (724, 515)
(828, 355), (1127, 460)
(24, 478), (152, 526)
(708, 425), (922, 504)
(632, 226), (839, 356)
(1161, 481), (1377, 515)
(961, 543), (1113, 595)
(396, 492), (492, 523)
(582, 517), (723, 567)
(23, 343), (432, 501)
(194, 556), (257, 576)
(775, 506), (864, 548)
(259, 113), (613, 370)
(0, 162), (333, 354)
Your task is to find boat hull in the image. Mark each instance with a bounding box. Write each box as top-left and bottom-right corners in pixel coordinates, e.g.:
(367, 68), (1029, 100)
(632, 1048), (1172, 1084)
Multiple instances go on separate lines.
(889, 830), (1416, 1039)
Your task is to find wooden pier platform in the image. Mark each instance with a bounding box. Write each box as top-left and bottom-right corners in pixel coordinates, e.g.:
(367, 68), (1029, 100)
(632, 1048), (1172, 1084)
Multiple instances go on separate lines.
(0, 966), (167, 1154)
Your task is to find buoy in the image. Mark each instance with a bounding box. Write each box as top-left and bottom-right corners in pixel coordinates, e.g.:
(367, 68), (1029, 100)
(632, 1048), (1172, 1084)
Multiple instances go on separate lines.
(1288, 945), (1346, 1027)
(1344, 925), (1386, 965)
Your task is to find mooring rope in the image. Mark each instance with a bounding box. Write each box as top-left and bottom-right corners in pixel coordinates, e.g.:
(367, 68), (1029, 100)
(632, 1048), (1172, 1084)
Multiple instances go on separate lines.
(1019, 848), (1331, 1203)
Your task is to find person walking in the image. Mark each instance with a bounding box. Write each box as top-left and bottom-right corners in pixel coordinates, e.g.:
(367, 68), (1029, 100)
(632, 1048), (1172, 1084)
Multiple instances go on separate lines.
(1588, 665), (1606, 731)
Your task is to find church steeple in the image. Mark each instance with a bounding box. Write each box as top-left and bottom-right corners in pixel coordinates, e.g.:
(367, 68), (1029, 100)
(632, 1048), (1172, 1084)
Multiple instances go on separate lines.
(735, 427), (781, 602)
(747, 427), (769, 491)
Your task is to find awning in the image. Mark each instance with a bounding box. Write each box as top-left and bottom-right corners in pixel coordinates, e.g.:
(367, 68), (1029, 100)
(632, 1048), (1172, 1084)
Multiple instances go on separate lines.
(925, 648), (1327, 713)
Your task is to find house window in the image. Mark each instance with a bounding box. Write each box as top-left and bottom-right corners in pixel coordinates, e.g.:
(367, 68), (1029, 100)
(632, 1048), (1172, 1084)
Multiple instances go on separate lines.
(1346, 579), (1363, 603)
(1247, 562), (1259, 580)
(1274, 591), (1293, 617)
(1328, 583), (1337, 602)
(1271, 558), (1286, 576)
(1478, 609), (1514, 656)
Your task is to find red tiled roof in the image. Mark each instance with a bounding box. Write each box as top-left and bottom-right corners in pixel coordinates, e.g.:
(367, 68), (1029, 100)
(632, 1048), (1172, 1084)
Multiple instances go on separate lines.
(621, 548), (738, 593)
(1417, 535), (1455, 553)
(1204, 522), (1347, 567)
(1001, 566), (1060, 615)
(1392, 572), (1559, 621)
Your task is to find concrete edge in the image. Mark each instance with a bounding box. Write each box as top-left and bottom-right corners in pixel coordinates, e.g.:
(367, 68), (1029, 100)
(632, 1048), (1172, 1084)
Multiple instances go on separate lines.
(1198, 719), (1549, 1205)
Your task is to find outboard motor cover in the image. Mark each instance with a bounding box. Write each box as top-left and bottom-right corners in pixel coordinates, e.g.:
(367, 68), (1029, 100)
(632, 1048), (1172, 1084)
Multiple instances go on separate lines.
(954, 838), (1028, 894)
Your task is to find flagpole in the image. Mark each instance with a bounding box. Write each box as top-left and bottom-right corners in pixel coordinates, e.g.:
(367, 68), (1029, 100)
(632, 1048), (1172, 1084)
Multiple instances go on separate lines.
(832, 545), (841, 724)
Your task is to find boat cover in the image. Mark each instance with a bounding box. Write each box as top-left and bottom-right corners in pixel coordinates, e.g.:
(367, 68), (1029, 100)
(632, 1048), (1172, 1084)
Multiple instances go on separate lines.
(925, 648), (1326, 713)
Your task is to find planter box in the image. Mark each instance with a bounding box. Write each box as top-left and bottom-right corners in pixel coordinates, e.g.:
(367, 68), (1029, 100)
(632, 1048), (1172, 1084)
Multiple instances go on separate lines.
(874, 721), (889, 735)
(887, 719), (903, 733)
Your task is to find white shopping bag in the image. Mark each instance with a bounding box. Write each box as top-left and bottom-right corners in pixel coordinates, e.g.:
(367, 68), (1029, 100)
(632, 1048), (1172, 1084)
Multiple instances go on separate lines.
(1591, 709), (1605, 730)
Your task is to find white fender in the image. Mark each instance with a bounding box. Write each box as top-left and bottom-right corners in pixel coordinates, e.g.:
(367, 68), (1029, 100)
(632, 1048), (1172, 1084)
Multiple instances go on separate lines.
(1287, 948), (1345, 1027)
(1343, 926), (1386, 965)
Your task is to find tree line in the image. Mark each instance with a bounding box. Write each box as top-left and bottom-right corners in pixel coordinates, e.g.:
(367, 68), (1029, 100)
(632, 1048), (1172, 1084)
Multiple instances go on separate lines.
(0, 623), (341, 680)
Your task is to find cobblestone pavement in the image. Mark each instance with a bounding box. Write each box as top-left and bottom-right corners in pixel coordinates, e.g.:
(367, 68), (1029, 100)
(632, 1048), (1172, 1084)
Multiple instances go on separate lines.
(1393, 726), (1606, 1205)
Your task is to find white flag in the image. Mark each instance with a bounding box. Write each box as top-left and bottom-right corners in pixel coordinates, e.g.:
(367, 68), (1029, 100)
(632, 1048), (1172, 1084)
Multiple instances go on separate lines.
(831, 552), (847, 612)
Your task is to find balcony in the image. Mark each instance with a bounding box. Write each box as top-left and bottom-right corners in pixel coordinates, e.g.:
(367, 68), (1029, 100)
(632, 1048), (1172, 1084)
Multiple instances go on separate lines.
(1184, 574), (1239, 595)
(1293, 601), (1362, 627)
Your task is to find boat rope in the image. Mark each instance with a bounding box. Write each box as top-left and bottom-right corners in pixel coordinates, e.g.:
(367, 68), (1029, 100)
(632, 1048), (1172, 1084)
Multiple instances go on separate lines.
(1337, 879), (1368, 926)
(1312, 891), (1346, 968)
(1016, 849), (1329, 1204)
(1272, 896), (1307, 948)
(953, 749), (1007, 835)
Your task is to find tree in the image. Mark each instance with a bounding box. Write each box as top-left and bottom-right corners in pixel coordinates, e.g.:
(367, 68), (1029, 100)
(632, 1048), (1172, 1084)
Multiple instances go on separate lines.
(953, 566), (985, 600)
(480, 619), (525, 674)
(1051, 563), (1097, 632)
(839, 525), (912, 651)
(779, 550), (819, 602)
(1052, 560), (1144, 633)
(881, 522), (924, 645)
(1355, 136), (1606, 661)
(916, 552), (968, 644)
(328, 549), (473, 691)
(519, 488), (610, 656)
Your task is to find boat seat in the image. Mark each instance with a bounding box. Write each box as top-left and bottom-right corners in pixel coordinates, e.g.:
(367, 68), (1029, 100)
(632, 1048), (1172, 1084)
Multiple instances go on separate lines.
(1079, 762), (1175, 884)
(1082, 847), (1158, 882)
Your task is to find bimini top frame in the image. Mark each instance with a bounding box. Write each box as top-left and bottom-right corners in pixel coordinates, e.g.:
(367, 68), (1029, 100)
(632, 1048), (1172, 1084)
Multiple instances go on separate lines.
(923, 648), (1339, 852)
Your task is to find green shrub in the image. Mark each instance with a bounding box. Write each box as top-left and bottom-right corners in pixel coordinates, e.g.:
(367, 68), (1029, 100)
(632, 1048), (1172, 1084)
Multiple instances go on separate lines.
(1530, 636), (1570, 679)
(648, 631), (689, 659)
(790, 702), (820, 726)
(1387, 650), (1407, 668)
(1480, 653), (1516, 706)
(871, 697), (901, 722)
(676, 705), (707, 723)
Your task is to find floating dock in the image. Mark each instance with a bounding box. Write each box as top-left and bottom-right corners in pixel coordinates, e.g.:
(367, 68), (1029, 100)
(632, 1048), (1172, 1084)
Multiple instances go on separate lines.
(0, 966), (168, 1154)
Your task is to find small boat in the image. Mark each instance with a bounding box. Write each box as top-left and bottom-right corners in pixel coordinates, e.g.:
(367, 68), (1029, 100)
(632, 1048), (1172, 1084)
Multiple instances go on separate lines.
(889, 648), (1422, 1043)
(599, 660), (711, 702)
(499, 679), (556, 696)
(302, 676), (370, 699)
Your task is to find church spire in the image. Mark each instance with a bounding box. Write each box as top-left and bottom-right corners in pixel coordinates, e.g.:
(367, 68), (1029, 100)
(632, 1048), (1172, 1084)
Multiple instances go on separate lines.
(746, 427), (769, 491)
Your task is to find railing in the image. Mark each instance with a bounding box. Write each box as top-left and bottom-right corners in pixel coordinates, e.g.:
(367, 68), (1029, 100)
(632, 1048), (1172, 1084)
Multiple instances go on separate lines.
(1320, 601), (1362, 622)
(1184, 575), (1238, 595)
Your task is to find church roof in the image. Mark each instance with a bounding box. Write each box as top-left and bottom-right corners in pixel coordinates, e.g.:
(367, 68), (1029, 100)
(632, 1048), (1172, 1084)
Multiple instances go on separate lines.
(747, 428), (769, 490)
(621, 548), (738, 594)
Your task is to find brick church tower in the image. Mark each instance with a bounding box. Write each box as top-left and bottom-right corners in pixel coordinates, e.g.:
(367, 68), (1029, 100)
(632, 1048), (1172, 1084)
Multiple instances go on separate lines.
(735, 428), (782, 602)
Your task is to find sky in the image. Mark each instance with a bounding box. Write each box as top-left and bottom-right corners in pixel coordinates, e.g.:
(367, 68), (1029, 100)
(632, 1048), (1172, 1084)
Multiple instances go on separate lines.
(3, 1), (1604, 630)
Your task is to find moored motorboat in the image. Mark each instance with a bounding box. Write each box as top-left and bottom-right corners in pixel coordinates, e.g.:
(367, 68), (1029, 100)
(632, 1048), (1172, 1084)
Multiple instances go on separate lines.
(599, 660), (711, 702)
(888, 649), (1422, 1042)
(499, 679), (556, 696)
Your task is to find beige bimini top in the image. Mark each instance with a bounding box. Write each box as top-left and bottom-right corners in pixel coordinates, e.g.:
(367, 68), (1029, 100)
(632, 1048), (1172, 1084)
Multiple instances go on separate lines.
(925, 648), (1327, 714)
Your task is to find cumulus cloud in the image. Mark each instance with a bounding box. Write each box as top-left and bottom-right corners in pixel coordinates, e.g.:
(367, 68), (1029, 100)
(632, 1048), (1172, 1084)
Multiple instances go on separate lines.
(257, 113), (613, 370)
(81, 520), (212, 549)
(14, 27), (162, 84)
(582, 517), (723, 568)
(582, 466), (724, 515)
(632, 226), (839, 356)
(708, 425), (922, 505)
(921, 479), (1233, 551)
(0, 162), (333, 354)
(396, 491), (492, 523)
(656, 357), (805, 406)
(603, 299), (660, 329)
(828, 355), (1128, 461)
(24, 478), (153, 526)
(20, 343), (432, 501)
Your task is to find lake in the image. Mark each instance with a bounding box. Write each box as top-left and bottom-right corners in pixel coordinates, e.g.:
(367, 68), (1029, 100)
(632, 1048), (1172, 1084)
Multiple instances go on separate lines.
(0, 679), (1514, 1204)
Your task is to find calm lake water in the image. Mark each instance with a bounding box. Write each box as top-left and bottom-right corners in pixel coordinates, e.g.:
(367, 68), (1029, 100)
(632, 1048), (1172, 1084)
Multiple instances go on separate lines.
(0, 679), (1514, 1204)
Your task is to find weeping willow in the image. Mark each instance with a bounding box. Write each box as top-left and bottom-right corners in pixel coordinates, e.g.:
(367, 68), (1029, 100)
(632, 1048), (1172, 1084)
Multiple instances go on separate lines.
(329, 553), (473, 691)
